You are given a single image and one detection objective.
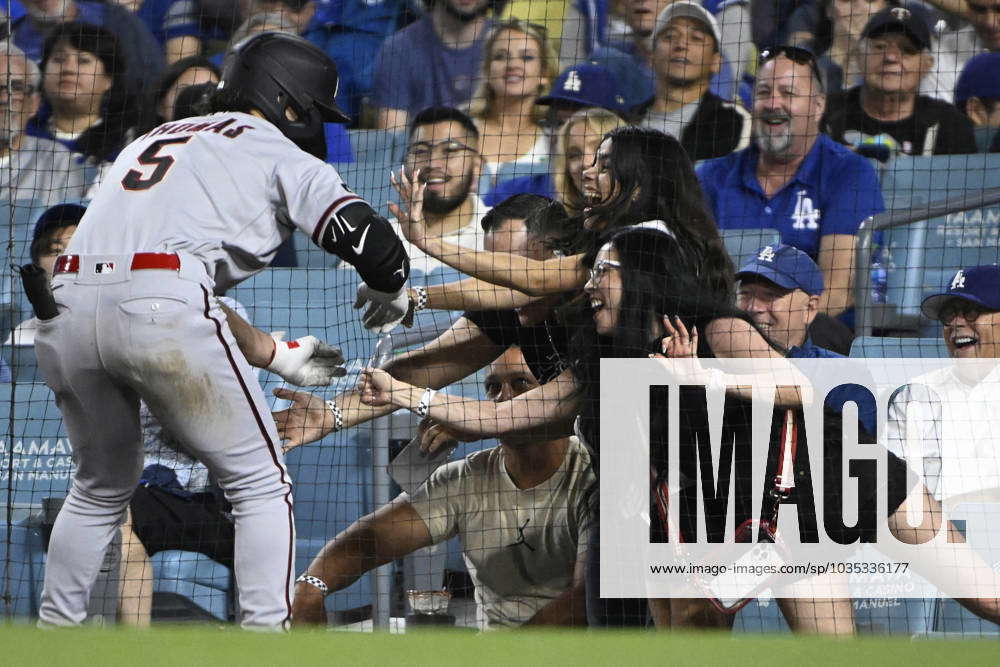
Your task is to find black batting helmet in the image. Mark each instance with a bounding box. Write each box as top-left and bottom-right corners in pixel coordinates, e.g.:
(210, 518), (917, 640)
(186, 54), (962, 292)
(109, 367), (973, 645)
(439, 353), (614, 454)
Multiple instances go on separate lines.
(219, 32), (350, 160)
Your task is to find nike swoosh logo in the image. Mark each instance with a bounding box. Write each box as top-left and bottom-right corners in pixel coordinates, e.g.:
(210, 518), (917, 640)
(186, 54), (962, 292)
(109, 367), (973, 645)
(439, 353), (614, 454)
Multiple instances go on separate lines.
(352, 225), (370, 254)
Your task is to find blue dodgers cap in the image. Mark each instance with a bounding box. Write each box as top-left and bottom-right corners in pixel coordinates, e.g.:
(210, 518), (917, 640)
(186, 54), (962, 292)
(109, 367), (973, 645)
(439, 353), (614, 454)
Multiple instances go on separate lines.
(536, 62), (627, 113)
(955, 53), (1000, 107)
(921, 265), (1000, 319)
(735, 244), (825, 296)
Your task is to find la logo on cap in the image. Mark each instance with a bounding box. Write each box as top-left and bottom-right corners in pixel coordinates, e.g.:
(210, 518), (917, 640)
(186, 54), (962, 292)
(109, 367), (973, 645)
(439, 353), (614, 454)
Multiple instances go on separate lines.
(951, 270), (966, 290)
(757, 246), (777, 262)
(563, 70), (582, 92)
(890, 6), (911, 20)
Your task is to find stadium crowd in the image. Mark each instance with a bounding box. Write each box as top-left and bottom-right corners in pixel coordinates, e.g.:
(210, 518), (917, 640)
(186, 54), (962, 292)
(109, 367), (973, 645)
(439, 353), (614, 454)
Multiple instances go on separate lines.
(2, 0), (1000, 635)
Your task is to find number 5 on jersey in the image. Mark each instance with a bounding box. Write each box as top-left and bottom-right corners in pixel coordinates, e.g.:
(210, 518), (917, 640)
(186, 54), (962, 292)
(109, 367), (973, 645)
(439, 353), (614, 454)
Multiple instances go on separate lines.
(121, 137), (193, 191)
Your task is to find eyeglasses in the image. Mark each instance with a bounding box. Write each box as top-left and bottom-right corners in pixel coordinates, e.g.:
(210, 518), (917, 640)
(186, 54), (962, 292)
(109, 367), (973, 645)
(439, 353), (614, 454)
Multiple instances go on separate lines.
(939, 300), (997, 325)
(0, 80), (34, 99)
(406, 140), (478, 162)
(588, 259), (622, 285)
(758, 44), (824, 89)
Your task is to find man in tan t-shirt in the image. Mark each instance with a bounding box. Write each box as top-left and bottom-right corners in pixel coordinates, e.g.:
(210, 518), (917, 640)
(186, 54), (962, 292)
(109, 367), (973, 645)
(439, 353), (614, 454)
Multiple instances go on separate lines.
(292, 346), (593, 629)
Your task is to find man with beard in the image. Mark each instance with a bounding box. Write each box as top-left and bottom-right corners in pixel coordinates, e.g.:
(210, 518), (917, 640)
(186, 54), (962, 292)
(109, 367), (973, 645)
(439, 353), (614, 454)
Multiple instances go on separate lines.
(697, 47), (884, 324)
(382, 106), (489, 278)
(373, 0), (495, 130)
(0, 41), (90, 206)
(633, 1), (751, 160)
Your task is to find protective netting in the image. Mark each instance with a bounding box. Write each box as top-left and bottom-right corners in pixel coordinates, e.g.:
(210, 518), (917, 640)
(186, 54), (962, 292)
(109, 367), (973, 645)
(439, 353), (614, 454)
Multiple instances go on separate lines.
(1, 0), (999, 636)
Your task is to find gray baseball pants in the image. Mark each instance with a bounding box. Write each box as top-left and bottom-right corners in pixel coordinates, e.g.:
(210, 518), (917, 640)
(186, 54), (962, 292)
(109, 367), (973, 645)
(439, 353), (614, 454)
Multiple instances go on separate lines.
(34, 253), (295, 630)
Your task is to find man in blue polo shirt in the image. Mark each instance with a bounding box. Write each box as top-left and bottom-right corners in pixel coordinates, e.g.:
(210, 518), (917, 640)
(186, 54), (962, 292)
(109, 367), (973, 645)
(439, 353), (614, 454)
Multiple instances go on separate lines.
(698, 47), (885, 324)
(735, 243), (874, 434)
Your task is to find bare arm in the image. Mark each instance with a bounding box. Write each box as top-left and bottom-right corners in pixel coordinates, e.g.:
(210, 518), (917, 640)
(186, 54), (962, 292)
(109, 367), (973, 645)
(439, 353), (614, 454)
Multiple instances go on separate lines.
(361, 367), (581, 438)
(390, 166), (588, 297)
(293, 498), (432, 626)
(273, 317), (505, 450)
(816, 234), (856, 316)
(522, 559), (587, 627)
(704, 317), (810, 406)
(423, 277), (545, 312)
(219, 302), (274, 368)
(376, 107), (408, 131)
(165, 36), (201, 65)
(923, 0), (969, 17)
(416, 236), (587, 297)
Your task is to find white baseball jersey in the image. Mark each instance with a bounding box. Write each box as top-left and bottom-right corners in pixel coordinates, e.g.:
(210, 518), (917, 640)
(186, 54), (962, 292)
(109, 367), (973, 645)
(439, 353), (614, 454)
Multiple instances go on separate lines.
(69, 112), (403, 293)
(885, 366), (1000, 502)
(405, 438), (593, 629)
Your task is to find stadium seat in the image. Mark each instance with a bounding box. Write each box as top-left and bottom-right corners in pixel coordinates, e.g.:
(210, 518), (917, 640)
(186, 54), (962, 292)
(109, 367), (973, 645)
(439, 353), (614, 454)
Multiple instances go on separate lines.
(0, 345), (40, 383)
(0, 519), (46, 618)
(871, 155), (1000, 334)
(151, 551), (232, 622)
(848, 337), (948, 359)
(720, 228), (781, 268)
(0, 382), (73, 509)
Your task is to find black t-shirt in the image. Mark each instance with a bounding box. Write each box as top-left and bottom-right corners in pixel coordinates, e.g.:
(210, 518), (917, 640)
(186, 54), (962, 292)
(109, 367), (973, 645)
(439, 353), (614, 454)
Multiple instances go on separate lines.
(464, 308), (569, 383)
(822, 86), (978, 156)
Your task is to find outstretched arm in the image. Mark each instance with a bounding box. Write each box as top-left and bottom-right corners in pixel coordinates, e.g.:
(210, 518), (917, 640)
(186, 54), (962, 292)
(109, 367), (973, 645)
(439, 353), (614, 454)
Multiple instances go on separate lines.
(359, 366), (580, 438)
(420, 277), (542, 312)
(390, 167), (587, 297)
(522, 559), (588, 627)
(273, 316), (505, 450)
(293, 498), (432, 626)
(221, 302), (346, 385)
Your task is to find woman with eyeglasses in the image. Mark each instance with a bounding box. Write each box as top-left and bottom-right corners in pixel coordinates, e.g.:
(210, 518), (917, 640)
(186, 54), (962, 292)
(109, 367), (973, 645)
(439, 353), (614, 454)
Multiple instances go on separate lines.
(469, 20), (561, 189)
(380, 126), (734, 318)
(27, 22), (142, 164)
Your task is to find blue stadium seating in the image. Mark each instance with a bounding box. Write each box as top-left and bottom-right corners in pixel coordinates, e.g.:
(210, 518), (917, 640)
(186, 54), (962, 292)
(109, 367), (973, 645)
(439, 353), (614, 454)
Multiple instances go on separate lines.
(0, 519), (46, 618)
(151, 551), (231, 621)
(849, 336), (948, 359)
(874, 155), (1000, 334)
(720, 228), (781, 268)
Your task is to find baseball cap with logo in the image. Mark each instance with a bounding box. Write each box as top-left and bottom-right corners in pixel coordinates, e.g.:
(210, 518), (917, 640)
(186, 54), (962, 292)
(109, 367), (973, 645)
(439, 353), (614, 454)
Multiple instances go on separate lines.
(536, 62), (627, 113)
(921, 265), (1000, 320)
(650, 0), (722, 50)
(861, 5), (932, 50)
(955, 53), (1000, 108)
(735, 244), (825, 296)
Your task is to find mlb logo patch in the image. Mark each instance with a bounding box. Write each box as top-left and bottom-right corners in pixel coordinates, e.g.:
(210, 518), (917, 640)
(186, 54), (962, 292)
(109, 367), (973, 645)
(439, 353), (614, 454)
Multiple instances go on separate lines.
(95, 262), (116, 274)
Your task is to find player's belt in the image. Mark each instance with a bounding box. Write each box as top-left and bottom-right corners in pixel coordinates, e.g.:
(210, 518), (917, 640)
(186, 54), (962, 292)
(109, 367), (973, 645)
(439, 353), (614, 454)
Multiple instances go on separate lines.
(54, 253), (182, 274)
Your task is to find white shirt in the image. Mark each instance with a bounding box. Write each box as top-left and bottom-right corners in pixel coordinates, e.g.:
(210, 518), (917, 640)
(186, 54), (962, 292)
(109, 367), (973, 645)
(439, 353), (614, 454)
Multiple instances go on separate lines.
(406, 438), (593, 629)
(926, 25), (988, 104)
(885, 364), (1000, 502)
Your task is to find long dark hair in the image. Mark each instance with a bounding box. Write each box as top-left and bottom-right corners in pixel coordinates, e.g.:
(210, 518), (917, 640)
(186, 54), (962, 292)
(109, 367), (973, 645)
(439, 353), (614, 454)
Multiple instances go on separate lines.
(569, 226), (760, 474)
(40, 22), (141, 161)
(578, 126), (734, 299)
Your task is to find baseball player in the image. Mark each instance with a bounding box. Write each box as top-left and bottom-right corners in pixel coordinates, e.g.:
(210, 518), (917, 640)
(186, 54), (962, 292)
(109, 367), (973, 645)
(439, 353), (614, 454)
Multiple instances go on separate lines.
(33, 32), (410, 630)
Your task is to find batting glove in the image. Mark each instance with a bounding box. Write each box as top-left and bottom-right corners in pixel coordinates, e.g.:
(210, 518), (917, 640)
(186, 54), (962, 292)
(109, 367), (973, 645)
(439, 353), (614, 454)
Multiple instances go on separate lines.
(266, 332), (346, 386)
(354, 283), (410, 333)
